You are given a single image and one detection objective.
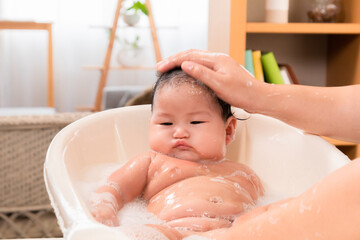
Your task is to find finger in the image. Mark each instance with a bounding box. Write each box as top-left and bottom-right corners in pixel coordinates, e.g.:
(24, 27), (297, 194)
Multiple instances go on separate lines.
(157, 49), (219, 72)
(181, 61), (221, 91)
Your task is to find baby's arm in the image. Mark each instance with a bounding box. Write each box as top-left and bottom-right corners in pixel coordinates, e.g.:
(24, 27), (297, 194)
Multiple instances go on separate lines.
(90, 152), (154, 226)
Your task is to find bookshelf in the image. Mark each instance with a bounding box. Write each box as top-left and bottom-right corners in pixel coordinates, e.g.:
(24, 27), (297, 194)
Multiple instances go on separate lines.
(211, 0), (360, 158)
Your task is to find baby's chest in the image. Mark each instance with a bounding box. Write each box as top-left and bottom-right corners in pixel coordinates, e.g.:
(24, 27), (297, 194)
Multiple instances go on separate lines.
(148, 157), (201, 180)
(144, 158), (204, 199)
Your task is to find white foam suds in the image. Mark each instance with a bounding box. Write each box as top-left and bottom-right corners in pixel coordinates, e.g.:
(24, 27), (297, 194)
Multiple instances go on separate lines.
(184, 236), (212, 240)
(116, 224), (168, 240)
(118, 199), (164, 226)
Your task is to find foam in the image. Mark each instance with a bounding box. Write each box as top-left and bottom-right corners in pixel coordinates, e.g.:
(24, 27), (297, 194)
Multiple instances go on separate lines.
(117, 199), (164, 226)
(116, 224), (168, 240)
(75, 168), (285, 240)
(184, 236), (213, 240)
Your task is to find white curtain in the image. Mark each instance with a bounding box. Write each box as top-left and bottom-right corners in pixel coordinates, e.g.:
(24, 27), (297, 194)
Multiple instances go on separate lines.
(0, 0), (208, 112)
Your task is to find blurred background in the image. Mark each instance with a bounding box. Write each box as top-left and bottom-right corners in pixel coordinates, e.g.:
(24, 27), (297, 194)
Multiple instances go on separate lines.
(0, 0), (208, 112)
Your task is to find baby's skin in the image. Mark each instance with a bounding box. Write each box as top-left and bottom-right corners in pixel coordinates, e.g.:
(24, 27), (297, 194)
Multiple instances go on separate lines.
(91, 151), (263, 232)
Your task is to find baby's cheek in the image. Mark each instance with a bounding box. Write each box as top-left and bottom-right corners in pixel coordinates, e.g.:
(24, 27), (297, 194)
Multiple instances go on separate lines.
(202, 138), (226, 160)
(149, 132), (169, 153)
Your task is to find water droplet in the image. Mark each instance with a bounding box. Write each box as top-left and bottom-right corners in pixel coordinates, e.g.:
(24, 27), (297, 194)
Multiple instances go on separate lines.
(209, 196), (223, 204)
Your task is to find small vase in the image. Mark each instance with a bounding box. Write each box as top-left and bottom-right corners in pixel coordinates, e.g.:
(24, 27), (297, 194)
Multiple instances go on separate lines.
(265, 0), (289, 23)
(307, 0), (342, 23)
(117, 44), (145, 67)
(123, 12), (140, 26)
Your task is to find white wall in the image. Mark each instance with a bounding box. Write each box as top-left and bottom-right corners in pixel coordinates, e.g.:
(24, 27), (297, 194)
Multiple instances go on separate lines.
(0, 0), (209, 112)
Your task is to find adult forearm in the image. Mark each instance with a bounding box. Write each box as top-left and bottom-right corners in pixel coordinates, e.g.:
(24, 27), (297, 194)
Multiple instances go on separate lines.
(249, 83), (360, 143)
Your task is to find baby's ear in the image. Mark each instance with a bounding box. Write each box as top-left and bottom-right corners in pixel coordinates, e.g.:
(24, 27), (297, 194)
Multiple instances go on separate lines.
(225, 116), (237, 145)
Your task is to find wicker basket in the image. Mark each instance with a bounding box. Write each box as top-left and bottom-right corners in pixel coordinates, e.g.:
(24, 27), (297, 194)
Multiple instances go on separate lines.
(0, 112), (90, 238)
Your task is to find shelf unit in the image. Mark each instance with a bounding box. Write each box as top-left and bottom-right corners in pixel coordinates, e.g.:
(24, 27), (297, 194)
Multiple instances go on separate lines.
(88, 0), (161, 112)
(227, 0), (360, 159)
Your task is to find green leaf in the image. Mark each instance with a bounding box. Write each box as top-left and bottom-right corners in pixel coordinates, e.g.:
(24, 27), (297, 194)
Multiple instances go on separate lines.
(127, 1), (148, 16)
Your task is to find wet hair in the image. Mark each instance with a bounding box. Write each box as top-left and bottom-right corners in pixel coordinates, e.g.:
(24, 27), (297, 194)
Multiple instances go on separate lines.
(152, 68), (233, 121)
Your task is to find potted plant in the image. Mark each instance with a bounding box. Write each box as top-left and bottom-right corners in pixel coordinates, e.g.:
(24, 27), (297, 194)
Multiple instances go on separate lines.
(123, 1), (148, 26)
(117, 35), (145, 66)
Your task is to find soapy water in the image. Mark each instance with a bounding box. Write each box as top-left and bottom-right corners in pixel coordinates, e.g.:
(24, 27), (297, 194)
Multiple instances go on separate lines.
(77, 180), (216, 240)
(75, 163), (288, 240)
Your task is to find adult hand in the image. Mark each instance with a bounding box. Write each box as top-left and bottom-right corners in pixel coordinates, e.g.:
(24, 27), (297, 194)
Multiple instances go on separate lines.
(157, 49), (265, 112)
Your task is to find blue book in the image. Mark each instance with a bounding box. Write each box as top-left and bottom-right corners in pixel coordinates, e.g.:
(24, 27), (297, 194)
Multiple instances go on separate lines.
(244, 49), (255, 76)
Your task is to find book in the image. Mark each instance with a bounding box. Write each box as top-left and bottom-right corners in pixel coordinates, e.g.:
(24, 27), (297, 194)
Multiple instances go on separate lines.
(279, 66), (292, 84)
(278, 63), (299, 84)
(261, 52), (284, 84)
(252, 50), (264, 82)
(244, 49), (255, 76)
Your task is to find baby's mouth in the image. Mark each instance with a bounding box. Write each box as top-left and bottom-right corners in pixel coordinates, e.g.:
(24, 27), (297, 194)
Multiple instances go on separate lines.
(173, 141), (191, 150)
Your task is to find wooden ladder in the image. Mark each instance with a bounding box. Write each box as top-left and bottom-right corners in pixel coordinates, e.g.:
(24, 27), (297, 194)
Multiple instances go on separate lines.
(92, 0), (162, 112)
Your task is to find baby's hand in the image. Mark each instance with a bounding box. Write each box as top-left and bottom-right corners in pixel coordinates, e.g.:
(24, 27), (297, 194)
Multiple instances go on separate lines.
(89, 192), (120, 227)
(91, 203), (119, 226)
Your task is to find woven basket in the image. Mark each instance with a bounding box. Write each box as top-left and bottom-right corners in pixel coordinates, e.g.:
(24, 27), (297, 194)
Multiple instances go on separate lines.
(0, 112), (90, 238)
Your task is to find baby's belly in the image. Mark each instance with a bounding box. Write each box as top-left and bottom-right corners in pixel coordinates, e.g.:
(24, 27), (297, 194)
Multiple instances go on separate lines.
(147, 175), (256, 228)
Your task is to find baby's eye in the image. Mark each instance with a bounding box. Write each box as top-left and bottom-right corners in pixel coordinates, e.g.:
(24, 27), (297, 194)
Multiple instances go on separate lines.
(191, 121), (204, 125)
(160, 122), (173, 126)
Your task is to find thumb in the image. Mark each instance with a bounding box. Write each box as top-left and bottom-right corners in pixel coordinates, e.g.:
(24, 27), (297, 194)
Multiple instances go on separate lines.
(181, 61), (220, 90)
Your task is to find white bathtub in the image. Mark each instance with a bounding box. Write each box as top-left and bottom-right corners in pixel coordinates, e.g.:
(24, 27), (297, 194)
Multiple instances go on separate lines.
(44, 105), (350, 240)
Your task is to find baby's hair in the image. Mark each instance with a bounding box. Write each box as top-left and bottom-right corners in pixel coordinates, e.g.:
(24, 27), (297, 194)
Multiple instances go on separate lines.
(152, 68), (233, 121)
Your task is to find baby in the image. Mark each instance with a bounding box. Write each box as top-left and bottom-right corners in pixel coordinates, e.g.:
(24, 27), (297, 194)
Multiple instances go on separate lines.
(90, 68), (264, 233)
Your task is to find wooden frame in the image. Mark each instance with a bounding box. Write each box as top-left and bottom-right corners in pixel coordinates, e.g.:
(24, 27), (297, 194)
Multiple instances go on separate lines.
(0, 21), (54, 108)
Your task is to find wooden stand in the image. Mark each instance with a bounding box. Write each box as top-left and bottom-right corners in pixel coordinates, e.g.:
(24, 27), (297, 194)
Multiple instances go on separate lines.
(0, 21), (54, 108)
(92, 0), (161, 112)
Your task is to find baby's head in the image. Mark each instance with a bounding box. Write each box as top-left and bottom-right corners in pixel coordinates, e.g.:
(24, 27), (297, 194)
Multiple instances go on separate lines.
(149, 68), (237, 162)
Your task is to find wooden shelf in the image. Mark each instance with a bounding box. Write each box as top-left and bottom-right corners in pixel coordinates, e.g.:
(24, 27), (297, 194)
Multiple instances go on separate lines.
(91, 0), (161, 111)
(0, 21), (52, 30)
(246, 23), (360, 34)
(89, 25), (178, 30)
(83, 65), (156, 71)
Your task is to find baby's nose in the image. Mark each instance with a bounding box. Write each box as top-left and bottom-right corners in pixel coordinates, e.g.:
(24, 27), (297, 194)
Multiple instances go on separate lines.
(173, 126), (189, 139)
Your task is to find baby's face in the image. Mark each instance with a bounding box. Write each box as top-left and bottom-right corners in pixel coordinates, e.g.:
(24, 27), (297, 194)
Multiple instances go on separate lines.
(149, 84), (236, 162)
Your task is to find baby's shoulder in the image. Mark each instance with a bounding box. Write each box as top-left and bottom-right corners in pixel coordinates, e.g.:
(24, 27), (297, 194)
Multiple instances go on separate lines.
(131, 151), (154, 161)
(217, 159), (247, 167)
(206, 159), (253, 173)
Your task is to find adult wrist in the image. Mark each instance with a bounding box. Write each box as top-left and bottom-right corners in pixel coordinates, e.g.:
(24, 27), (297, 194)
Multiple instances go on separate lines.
(241, 80), (270, 114)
